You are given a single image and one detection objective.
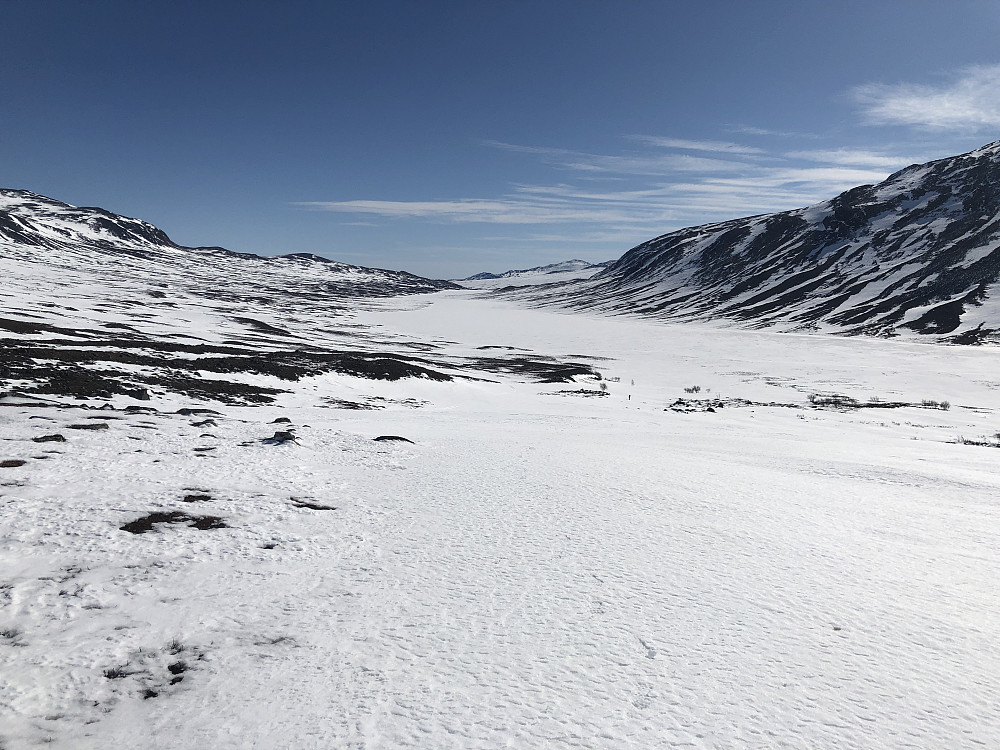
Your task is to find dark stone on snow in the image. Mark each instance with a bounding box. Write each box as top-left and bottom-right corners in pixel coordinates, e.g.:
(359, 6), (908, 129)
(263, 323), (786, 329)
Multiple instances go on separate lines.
(120, 511), (227, 534)
(32, 434), (66, 443)
(263, 430), (297, 445)
(290, 497), (337, 510)
(469, 356), (598, 383)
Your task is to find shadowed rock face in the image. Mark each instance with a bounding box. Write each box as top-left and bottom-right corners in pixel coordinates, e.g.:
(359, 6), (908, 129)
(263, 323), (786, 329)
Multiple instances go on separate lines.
(509, 141), (1000, 343)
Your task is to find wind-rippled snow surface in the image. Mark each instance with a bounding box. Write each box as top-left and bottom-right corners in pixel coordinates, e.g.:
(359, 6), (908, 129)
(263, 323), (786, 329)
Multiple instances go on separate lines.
(2, 288), (1000, 748)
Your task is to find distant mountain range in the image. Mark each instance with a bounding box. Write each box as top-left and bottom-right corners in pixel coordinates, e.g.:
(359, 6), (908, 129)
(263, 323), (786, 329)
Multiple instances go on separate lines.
(461, 259), (610, 282)
(0, 189), (457, 300)
(505, 141), (1000, 343)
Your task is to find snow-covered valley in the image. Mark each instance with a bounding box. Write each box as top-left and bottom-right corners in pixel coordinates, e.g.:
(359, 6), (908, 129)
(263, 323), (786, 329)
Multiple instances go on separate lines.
(3, 284), (999, 748)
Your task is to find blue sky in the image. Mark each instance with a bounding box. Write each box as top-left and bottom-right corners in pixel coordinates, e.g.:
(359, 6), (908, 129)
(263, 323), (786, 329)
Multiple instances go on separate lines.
(3, 0), (1000, 278)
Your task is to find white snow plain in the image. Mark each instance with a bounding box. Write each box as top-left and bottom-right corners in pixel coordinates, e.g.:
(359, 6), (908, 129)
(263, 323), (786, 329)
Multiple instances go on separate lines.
(2, 288), (1000, 749)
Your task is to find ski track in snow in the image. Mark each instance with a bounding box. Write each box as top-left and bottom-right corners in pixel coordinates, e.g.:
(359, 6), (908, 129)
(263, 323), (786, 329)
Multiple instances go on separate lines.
(1, 290), (1000, 748)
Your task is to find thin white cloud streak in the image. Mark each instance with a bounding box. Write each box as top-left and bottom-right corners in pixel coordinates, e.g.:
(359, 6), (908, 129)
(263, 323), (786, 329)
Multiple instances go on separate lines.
(784, 149), (909, 169)
(300, 133), (914, 244)
(724, 124), (819, 138)
(568, 153), (746, 174)
(477, 230), (640, 245)
(298, 198), (676, 225)
(299, 198), (668, 225)
(298, 164), (891, 229)
(483, 140), (747, 175)
(853, 64), (1000, 131)
(627, 135), (764, 154)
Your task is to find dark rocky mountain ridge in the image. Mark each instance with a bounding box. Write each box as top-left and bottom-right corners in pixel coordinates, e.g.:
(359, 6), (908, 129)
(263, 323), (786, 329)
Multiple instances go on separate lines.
(506, 141), (1000, 343)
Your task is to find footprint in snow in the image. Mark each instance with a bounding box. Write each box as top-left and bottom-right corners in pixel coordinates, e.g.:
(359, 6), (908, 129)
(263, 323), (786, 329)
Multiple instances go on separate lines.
(637, 637), (657, 659)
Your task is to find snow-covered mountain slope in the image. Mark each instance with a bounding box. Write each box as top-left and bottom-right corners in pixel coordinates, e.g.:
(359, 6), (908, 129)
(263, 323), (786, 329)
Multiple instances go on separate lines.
(458, 259), (609, 288)
(1, 190), (600, 404)
(0, 189), (457, 301)
(508, 141), (1000, 343)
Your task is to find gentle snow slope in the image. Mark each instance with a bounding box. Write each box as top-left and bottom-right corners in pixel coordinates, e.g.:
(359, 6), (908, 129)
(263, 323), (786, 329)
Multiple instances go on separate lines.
(1, 289), (999, 748)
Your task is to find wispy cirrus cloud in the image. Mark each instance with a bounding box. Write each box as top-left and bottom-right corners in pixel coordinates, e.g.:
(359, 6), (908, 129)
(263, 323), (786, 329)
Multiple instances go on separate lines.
(481, 140), (748, 175)
(300, 129), (937, 256)
(626, 135), (764, 155)
(298, 132), (926, 261)
(298, 197), (632, 224)
(852, 64), (1000, 131)
(299, 160), (892, 230)
(784, 149), (910, 169)
(724, 124), (819, 139)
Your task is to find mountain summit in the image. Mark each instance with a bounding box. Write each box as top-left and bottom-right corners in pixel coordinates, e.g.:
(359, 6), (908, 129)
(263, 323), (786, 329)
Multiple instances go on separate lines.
(513, 141), (1000, 343)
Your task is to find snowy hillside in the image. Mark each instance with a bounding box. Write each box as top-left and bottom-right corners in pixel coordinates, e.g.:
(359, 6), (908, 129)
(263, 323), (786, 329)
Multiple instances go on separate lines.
(2, 187), (1000, 748)
(0, 189), (457, 304)
(458, 259), (608, 288)
(508, 141), (1000, 342)
(0, 189), (484, 404)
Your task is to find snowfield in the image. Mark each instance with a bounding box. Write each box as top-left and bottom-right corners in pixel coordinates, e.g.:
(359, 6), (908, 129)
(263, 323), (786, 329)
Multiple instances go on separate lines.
(2, 288), (1000, 748)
